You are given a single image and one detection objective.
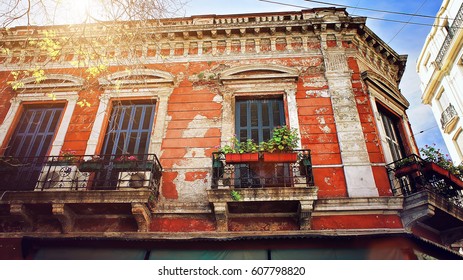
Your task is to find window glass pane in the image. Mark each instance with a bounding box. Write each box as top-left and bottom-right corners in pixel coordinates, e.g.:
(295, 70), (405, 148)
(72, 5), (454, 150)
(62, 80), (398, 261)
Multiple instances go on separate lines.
(38, 110), (52, 133)
(142, 107), (153, 129)
(102, 103), (156, 156)
(240, 130), (247, 142)
(28, 111), (40, 135)
(263, 129), (271, 142)
(5, 106), (63, 158)
(235, 98), (285, 144)
(273, 101), (282, 126)
(250, 102), (258, 126)
(121, 107), (131, 130)
(251, 129), (258, 143)
(17, 111), (33, 133)
(240, 103), (247, 127)
(262, 102), (269, 126)
(379, 108), (404, 162)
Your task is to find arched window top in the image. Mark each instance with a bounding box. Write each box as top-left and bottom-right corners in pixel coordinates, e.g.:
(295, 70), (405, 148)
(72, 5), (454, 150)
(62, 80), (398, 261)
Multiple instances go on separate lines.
(98, 68), (174, 87)
(15, 74), (84, 91)
(220, 64), (299, 81)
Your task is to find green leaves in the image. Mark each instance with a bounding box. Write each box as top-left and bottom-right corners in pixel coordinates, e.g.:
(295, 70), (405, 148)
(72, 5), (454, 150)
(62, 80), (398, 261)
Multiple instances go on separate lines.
(218, 126), (300, 154)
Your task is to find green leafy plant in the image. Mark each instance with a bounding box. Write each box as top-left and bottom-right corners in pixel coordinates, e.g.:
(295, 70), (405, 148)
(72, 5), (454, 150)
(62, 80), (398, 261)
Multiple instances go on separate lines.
(394, 156), (418, 169)
(230, 190), (242, 201)
(59, 149), (77, 162)
(262, 126), (299, 152)
(420, 144), (463, 177)
(219, 136), (259, 154)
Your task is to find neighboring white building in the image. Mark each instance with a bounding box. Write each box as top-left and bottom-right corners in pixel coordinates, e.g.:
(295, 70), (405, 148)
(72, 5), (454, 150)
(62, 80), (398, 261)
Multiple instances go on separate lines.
(417, 0), (463, 164)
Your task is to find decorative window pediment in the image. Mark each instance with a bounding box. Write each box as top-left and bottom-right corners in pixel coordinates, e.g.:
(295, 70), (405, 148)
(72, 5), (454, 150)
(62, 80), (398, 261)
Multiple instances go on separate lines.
(362, 70), (409, 108)
(16, 74), (84, 91)
(98, 68), (174, 88)
(220, 64), (298, 82)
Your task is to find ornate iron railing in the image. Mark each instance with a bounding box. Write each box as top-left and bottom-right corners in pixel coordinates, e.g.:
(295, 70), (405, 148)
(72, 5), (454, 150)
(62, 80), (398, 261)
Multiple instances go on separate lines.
(435, 3), (463, 68)
(0, 154), (162, 192)
(211, 149), (314, 189)
(385, 154), (463, 208)
(440, 103), (458, 129)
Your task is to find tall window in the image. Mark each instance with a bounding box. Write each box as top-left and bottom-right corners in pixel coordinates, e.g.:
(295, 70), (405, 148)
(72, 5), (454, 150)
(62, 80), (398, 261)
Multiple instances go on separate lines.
(234, 98), (288, 188)
(235, 98), (285, 143)
(102, 102), (156, 156)
(454, 130), (463, 162)
(379, 107), (405, 162)
(437, 90), (450, 113)
(2, 104), (64, 190)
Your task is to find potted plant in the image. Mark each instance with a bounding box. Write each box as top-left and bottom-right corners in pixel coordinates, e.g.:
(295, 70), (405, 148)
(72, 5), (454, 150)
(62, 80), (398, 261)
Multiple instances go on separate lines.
(394, 156), (421, 178)
(262, 126), (299, 162)
(51, 150), (77, 165)
(79, 155), (104, 172)
(219, 137), (259, 163)
(113, 154), (139, 170)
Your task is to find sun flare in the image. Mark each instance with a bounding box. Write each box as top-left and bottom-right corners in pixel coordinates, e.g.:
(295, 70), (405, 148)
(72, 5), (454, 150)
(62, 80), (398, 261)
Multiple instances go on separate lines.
(62, 0), (92, 23)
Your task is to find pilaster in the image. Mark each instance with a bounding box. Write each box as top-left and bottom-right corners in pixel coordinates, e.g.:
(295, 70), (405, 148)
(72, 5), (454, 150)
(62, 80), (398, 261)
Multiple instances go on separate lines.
(323, 48), (378, 197)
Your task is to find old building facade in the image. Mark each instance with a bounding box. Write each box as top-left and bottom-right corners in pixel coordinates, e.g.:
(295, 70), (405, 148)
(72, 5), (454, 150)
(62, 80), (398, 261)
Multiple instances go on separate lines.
(0, 8), (462, 259)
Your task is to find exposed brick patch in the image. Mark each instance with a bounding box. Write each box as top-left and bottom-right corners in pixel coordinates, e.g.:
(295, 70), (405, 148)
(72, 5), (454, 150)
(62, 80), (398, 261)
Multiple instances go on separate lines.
(185, 171), (208, 181)
(162, 171), (179, 199)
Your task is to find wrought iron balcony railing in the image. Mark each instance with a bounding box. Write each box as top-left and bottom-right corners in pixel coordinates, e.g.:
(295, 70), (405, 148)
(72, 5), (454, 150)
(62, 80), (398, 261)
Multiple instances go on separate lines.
(211, 149), (314, 189)
(440, 104), (458, 130)
(435, 3), (463, 68)
(0, 154), (162, 192)
(385, 154), (463, 208)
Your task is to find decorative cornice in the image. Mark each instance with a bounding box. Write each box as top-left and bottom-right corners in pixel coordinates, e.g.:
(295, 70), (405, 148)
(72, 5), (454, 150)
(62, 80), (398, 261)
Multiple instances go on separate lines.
(0, 9), (406, 83)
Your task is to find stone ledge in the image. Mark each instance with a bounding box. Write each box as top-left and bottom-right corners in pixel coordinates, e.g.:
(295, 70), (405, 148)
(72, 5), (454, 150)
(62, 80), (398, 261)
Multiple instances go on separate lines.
(0, 190), (153, 204)
(207, 187), (318, 203)
(314, 197), (403, 213)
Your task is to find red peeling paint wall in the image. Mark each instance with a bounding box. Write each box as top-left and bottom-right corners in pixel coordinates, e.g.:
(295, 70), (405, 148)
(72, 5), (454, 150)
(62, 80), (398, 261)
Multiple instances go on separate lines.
(0, 11), (415, 235)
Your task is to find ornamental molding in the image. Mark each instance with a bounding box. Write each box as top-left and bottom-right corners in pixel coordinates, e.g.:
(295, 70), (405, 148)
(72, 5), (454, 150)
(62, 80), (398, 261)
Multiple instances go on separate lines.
(15, 74), (84, 91)
(98, 68), (175, 88)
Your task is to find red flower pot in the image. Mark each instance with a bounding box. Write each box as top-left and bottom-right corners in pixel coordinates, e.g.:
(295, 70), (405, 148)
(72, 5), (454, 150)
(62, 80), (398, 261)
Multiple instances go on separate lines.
(262, 152), (297, 163)
(423, 162), (449, 177)
(225, 153), (259, 163)
(394, 163), (421, 178)
(449, 174), (463, 189)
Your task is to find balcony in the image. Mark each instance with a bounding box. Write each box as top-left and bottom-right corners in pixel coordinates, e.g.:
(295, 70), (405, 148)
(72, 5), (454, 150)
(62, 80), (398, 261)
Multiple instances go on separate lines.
(0, 154), (162, 233)
(440, 104), (459, 133)
(207, 149), (318, 231)
(386, 155), (463, 245)
(435, 3), (463, 68)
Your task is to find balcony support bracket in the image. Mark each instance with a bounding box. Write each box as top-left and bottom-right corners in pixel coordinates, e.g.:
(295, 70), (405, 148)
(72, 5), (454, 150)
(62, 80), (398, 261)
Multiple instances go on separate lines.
(211, 202), (229, 231)
(299, 200), (315, 230)
(132, 202), (151, 232)
(52, 203), (76, 233)
(9, 203), (35, 232)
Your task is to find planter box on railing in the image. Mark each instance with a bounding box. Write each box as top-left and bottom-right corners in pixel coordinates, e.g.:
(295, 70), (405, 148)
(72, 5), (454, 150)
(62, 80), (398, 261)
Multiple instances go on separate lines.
(48, 160), (76, 166)
(225, 153), (259, 163)
(423, 162), (450, 177)
(394, 163), (421, 178)
(113, 161), (138, 170)
(79, 162), (104, 172)
(263, 152), (298, 163)
(113, 161), (154, 171)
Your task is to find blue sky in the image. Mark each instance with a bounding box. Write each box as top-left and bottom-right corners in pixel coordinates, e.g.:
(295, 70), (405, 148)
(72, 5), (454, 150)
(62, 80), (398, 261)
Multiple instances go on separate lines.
(184, 0), (446, 154)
